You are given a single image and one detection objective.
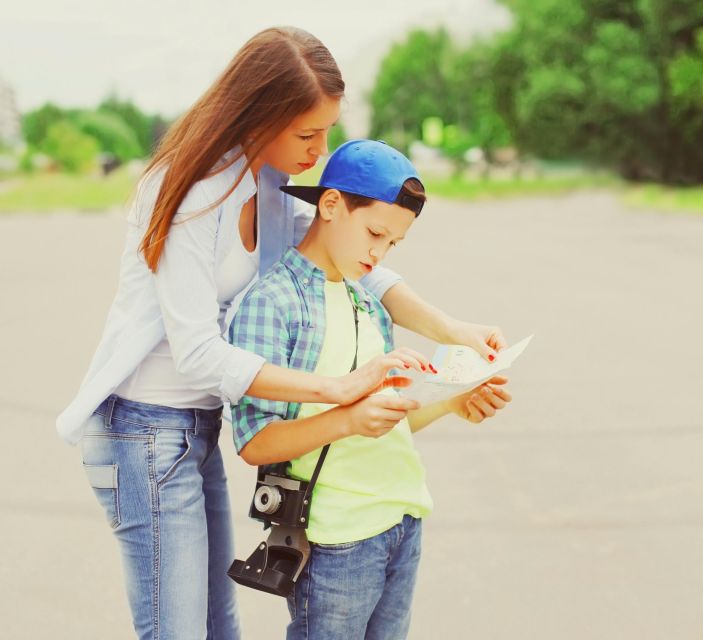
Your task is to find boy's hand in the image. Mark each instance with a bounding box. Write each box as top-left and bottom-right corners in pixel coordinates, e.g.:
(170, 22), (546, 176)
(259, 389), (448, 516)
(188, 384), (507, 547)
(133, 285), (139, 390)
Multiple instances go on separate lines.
(343, 394), (420, 438)
(447, 376), (512, 424)
(333, 347), (432, 405)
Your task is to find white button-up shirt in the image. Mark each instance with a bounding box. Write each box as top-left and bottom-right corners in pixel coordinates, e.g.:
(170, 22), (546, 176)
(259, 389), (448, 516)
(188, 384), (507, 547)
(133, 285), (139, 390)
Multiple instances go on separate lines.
(56, 153), (402, 444)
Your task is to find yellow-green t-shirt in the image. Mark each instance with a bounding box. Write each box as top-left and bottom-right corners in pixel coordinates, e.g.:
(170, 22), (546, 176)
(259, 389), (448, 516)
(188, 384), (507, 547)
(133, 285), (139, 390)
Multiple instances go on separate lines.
(288, 280), (433, 544)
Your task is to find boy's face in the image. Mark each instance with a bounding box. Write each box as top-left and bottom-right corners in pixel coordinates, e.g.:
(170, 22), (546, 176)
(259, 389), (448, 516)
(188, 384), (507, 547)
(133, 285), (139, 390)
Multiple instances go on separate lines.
(318, 190), (416, 281)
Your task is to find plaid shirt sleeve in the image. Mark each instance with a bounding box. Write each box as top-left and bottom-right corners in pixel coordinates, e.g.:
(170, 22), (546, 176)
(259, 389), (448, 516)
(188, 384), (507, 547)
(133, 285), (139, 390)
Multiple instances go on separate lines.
(228, 287), (292, 453)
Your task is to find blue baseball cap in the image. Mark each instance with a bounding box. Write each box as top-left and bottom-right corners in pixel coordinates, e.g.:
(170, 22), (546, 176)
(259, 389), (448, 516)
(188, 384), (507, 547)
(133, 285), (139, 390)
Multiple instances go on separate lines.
(280, 139), (425, 216)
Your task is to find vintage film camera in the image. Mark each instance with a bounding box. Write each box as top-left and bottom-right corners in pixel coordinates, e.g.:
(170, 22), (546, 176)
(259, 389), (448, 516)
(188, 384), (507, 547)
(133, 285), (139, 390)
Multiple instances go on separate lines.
(227, 459), (325, 597)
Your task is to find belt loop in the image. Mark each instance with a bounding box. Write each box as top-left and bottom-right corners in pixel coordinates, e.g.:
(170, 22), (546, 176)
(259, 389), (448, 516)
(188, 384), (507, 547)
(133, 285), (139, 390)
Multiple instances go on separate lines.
(193, 409), (200, 436)
(103, 395), (116, 430)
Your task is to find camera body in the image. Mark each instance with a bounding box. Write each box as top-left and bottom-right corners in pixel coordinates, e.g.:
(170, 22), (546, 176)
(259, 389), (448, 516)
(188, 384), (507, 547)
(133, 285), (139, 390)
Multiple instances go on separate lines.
(249, 467), (313, 528)
(228, 465), (314, 597)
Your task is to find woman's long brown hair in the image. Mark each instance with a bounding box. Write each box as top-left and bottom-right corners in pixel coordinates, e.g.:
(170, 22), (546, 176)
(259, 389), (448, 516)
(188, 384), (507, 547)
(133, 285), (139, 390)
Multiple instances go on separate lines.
(139, 27), (345, 272)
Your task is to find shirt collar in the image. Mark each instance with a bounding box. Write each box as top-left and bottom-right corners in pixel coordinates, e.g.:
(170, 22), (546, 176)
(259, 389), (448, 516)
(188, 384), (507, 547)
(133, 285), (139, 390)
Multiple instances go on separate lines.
(281, 247), (374, 314)
(281, 246), (327, 287)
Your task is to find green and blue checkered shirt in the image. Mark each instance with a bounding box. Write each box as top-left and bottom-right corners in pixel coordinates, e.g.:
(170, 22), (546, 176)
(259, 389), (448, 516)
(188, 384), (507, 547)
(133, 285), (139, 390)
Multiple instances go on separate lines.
(229, 246), (395, 453)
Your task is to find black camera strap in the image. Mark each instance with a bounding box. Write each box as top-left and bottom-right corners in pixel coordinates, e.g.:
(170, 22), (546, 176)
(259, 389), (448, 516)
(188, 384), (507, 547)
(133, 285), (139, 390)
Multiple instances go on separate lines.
(302, 283), (360, 506)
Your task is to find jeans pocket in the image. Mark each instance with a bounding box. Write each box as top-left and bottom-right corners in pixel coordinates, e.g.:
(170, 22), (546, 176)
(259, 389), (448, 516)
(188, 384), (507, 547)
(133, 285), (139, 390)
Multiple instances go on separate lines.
(154, 428), (194, 487)
(83, 463), (120, 529)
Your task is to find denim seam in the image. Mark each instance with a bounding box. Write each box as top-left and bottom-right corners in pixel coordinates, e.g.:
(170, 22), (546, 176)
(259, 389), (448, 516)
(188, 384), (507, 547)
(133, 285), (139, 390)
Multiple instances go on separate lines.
(206, 585), (215, 640)
(147, 434), (161, 640)
(112, 465), (121, 529)
(95, 413), (191, 429)
(155, 430), (194, 488)
(302, 548), (312, 639)
(82, 433), (151, 442)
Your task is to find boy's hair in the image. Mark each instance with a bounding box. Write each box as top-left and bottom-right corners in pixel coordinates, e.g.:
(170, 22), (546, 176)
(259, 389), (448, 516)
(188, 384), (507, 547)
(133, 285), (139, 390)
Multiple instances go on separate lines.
(317, 178), (426, 216)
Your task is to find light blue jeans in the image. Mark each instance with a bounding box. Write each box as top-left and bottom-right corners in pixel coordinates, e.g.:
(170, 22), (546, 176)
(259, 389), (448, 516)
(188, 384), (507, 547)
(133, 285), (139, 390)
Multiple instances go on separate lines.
(286, 515), (422, 640)
(80, 395), (240, 640)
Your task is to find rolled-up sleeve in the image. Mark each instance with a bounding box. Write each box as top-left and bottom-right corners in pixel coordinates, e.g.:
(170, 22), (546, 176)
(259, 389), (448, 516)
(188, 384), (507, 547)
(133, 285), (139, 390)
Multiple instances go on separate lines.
(228, 289), (291, 453)
(152, 183), (265, 405)
(360, 265), (402, 301)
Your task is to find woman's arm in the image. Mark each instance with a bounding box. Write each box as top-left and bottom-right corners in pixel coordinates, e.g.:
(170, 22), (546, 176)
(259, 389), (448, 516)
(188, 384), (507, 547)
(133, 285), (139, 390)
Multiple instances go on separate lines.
(240, 393), (420, 465)
(407, 376), (512, 433)
(381, 281), (507, 360)
(245, 345), (430, 406)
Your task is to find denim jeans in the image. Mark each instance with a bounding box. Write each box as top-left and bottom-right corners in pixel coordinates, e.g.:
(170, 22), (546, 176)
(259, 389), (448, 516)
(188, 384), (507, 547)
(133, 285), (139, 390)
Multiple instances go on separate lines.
(80, 395), (240, 640)
(286, 515), (422, 640)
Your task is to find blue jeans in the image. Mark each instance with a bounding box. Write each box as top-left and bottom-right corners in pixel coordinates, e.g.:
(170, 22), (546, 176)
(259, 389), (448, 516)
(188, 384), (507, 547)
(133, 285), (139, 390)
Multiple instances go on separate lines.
(80, 395), (240, 640)
(286, 515), (422, 640)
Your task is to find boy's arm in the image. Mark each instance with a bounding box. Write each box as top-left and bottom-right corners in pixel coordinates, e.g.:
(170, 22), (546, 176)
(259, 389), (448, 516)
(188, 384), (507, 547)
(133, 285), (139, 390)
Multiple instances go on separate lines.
(230, 286), (421, 459)
(242, 393), (420, 465)
(240, 406), (349, 465)
(230, 288), (298, 452)
(407, 376), (512, 433)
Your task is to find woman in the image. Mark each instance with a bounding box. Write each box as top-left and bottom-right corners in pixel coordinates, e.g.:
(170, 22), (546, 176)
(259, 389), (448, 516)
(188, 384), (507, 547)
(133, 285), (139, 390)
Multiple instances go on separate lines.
(58, 26), (507, 639)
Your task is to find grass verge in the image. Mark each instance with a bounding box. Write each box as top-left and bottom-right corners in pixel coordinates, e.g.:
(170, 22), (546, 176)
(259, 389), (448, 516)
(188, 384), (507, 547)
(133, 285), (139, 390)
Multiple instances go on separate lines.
(0, 168), (137, 213)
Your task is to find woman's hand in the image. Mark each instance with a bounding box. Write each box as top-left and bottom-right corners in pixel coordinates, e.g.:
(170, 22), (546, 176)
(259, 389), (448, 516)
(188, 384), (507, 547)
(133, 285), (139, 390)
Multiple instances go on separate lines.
(329, 347), (432, 406)
(342, 393), (420, 438)
(445, 320), (508, 362)
(447, 375), (512, 424)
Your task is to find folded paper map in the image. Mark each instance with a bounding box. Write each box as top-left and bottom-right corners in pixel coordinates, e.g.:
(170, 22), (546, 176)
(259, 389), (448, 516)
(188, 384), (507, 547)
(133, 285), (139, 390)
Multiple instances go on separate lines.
(401, 335), (533, 405)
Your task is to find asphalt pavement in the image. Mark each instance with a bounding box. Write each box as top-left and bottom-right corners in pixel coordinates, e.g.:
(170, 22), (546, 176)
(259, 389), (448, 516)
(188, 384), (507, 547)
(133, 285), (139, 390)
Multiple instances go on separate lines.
(2, 190), (702, 639)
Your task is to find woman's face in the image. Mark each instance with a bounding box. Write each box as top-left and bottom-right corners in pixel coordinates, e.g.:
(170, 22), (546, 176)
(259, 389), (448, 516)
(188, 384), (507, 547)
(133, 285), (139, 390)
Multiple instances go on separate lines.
(258, 95), (341, 175)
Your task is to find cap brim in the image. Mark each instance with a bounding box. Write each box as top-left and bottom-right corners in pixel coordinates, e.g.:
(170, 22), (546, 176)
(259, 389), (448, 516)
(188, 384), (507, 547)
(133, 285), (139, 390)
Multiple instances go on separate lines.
(280, 185), (325, 206)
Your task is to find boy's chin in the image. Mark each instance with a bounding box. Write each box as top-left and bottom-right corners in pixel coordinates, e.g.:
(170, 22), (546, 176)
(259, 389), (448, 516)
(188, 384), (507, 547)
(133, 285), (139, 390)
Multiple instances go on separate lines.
(346, 263), (370, 281)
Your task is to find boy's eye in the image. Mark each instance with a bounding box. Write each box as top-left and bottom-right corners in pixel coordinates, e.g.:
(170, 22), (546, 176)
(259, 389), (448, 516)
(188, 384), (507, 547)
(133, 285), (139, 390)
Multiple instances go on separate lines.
(299, 134), (315, 141)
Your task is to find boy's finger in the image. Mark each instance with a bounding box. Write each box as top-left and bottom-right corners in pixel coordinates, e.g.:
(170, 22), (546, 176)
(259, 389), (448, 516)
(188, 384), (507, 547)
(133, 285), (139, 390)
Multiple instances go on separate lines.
(488, 386), (512, 403)
(378, 409), (408, 423)
(379, 396), (420, 411)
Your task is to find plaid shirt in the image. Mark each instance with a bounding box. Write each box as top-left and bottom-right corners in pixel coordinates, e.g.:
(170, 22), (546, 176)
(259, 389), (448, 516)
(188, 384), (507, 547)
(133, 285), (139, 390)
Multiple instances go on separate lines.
(229, 246), (395, 453)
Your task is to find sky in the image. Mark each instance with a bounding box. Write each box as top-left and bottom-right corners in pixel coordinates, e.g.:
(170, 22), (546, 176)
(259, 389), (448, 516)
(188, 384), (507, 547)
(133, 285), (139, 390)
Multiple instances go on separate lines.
(2, 0), (511, 134)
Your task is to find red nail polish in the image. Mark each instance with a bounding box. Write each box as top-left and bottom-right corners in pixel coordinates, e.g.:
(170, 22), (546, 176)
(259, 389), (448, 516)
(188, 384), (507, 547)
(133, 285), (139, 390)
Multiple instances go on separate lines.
(403, 364), (410, 369)
(488, 354), (495, 362)
(429, 364), (437, 374)
(421, 365), (426, 371)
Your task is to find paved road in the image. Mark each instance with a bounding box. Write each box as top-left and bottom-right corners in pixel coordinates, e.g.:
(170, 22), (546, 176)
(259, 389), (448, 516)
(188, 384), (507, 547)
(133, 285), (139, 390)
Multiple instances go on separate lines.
(2, 191), (702, 639)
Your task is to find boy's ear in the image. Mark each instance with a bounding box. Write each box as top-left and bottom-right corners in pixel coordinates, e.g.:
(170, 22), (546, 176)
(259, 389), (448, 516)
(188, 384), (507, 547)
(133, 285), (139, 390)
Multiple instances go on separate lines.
(318, 189), (343, 221)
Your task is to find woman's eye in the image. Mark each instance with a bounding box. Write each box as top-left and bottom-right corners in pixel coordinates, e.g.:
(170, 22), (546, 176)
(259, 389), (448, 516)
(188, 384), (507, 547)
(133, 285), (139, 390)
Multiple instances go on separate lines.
(299, 134), (314, 141)
(368, 229), (381, 237)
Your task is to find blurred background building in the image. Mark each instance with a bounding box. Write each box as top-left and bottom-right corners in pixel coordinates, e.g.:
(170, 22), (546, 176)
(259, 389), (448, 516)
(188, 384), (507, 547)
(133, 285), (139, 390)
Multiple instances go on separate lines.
(0, 76), (21, 145)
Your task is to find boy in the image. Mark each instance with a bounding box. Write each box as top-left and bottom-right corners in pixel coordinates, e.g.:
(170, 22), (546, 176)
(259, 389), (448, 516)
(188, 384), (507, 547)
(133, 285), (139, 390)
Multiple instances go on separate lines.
(230, 140), (510, 639)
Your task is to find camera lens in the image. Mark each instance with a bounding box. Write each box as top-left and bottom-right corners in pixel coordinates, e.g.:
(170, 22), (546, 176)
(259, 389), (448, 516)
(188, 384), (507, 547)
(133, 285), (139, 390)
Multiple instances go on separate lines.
(254, 485), (283, 514)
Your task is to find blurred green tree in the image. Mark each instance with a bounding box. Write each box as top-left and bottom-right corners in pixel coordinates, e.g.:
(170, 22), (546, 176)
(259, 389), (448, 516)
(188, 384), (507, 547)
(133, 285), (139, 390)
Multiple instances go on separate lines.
(22, 103), (65, 148)
(72, 110), (142, 162)
(368, 29), (455, 153)
(41, 120), (100, 173)
(493, 0), (703, 183)
(368, 29), (512, 169)
(99, 94), (159, 156)
(445, 42), (512, 165)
